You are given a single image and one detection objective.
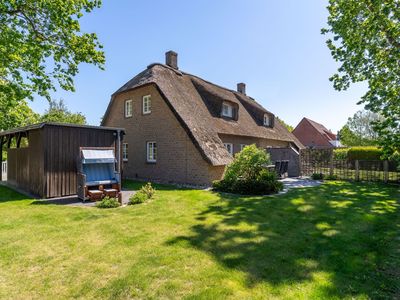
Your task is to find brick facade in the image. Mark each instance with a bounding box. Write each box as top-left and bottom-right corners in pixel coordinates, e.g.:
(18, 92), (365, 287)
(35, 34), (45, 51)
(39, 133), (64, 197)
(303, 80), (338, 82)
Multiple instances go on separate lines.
(103, 84), (225, 185)
(218, 133), (289, 155)
(292, 118), (334, 148)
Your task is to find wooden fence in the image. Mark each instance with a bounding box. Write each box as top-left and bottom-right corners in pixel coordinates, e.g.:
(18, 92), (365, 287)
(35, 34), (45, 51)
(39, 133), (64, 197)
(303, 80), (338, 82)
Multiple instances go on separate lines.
(300, 149), (400, 183)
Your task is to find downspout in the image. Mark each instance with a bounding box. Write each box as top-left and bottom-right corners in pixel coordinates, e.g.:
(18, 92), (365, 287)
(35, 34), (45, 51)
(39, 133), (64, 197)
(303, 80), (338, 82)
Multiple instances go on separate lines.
(117, 130), (121, 174)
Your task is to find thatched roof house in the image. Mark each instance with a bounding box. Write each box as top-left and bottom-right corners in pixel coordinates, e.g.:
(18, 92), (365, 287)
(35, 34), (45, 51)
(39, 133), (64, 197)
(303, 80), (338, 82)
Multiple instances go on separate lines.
(102, 51), (303, 185)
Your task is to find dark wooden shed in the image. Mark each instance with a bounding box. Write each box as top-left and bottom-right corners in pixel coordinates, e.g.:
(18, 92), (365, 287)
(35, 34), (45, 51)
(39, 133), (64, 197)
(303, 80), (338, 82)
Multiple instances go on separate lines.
(0, 122), (124, 198)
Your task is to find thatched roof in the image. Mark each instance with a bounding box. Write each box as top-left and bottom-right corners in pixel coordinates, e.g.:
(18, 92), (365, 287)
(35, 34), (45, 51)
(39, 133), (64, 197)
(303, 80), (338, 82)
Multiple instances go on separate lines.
(102, 63), (303, 166)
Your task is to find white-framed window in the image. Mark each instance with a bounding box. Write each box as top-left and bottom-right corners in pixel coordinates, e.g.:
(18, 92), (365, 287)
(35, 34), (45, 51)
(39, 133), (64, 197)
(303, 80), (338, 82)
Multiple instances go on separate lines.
(125, 99), (133, 118)
(222, 103), (233, 118)
(147, 141), (157, 162)
(264, 114), (271, 127)
(240, 144), (247, 151)
(123, 143), (128, 161)
(143, 95), (151, 114)
(224, 143), (233, 155)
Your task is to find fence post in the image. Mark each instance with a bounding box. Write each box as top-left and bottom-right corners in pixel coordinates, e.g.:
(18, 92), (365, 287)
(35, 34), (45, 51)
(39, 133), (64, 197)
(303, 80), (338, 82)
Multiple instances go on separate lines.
(355, 160), (360, 181)
(329, 153), (334, 177)
(383, 160), (389, 183)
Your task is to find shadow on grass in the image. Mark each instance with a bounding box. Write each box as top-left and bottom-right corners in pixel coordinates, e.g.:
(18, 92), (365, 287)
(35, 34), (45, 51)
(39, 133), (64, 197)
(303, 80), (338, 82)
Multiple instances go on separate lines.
(0, 185), (31, 203)
(167, 181), (400, 298)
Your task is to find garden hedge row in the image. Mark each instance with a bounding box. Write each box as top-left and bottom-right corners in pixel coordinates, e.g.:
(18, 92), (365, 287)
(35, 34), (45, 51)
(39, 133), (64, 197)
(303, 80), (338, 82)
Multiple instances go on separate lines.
(333, 147), (383, 161)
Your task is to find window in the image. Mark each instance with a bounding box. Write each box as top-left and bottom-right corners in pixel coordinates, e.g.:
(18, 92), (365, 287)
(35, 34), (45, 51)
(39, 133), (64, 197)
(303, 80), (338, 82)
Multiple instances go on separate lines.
(263, 114), (271, 127)
(222, 103), (233, 118)
(123, 143), (128, 161)
(143, 95), (151, 114)
(125, 100), (133, 118)
(147, 142), (157, 162)
(240, 144), (246, 151)
(224, 143), (233, 155)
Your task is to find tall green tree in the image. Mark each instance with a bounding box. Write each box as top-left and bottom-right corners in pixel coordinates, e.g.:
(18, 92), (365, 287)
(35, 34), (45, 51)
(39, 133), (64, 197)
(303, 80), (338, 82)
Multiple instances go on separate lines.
(339, 110), (383, 146)
(0, 0), (105, 106)
(40, 99), (86, 124)
(0, 99), (39, 131)
(323, 0), (400, 156)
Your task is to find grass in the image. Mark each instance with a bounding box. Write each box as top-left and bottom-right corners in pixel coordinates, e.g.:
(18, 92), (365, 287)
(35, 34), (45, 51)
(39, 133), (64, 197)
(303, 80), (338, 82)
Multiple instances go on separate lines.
(0, 180), (399, 299)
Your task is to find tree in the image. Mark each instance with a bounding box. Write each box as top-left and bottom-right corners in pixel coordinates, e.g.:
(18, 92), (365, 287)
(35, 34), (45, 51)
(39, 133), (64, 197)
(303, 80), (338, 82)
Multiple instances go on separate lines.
(0, 1), (105, 107)
(322, 0), (400, 156)
(0, 99), (39, 131)
(339, 110), (383, 146)
(40, 99), (86, 124)
(277, 117), (294, 132)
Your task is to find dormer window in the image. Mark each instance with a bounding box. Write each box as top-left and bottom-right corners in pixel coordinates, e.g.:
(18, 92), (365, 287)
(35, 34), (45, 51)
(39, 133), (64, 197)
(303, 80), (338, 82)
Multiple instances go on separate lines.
(264, 114), (272, 127)
(222, 103), (233, 118)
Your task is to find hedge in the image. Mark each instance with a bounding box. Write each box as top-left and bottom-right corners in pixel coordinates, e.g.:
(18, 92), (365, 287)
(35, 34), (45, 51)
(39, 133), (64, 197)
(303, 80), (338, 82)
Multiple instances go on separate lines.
(333, 146), (383, 161)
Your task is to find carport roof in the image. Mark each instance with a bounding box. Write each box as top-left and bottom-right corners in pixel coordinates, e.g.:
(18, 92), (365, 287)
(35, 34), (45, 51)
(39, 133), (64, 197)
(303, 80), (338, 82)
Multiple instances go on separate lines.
(0, 122), (125, 137)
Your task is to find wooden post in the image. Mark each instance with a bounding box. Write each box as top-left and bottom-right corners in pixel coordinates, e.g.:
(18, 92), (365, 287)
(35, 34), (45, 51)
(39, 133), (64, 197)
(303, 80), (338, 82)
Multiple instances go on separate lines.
(329, 152), (334, 177)
(0, 136), (3, 182)
(383, 160), (389, 183)
(355, 160), (360, 181)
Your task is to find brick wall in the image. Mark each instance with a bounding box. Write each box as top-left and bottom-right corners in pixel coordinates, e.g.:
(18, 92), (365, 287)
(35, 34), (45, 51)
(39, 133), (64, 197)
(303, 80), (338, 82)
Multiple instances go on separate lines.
(292, 120), (332, 148)
(218, 133), (289, 155)
(103, 84), (224, 186)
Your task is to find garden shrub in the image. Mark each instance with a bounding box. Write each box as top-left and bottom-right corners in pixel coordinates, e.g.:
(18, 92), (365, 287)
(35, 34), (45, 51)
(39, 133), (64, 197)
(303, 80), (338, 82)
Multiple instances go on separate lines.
(96, 196), (120, 208)
(141, 182), (155, 199)
(333, 148), (348, 160)
(129, 191), (147, 205)
(212, 145), (283, 195)
(311, 173), (324, 180)
(389, 151), (400, 171)
(347, 146), (383, 161)
(128, 182), (156, 205)
(325, 174), (338, 180)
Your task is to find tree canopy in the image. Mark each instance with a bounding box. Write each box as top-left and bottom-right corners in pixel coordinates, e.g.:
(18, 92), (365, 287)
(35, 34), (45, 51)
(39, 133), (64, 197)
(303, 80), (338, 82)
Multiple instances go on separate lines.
(0, 99), (39, 131)
(0, 0), (104, 108)
(339, 110), (383, 146)
(40, 99), (86, 125)
(277, 117), (294, 132)
(323, 0), (400, 156)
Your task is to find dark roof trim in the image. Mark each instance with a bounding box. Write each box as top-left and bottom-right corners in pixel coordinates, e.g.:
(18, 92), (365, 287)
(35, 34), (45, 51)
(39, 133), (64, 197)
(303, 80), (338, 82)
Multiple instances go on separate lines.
(0, 122), (125, 137)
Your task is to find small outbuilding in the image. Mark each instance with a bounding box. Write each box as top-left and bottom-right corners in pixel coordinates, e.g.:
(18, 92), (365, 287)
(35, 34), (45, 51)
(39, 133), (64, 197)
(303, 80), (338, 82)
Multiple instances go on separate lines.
(0, 122), (124, 198)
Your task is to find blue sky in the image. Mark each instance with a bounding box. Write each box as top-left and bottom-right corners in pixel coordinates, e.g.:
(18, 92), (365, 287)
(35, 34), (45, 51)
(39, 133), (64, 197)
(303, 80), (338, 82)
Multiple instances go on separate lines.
(31, 0), (367, 132)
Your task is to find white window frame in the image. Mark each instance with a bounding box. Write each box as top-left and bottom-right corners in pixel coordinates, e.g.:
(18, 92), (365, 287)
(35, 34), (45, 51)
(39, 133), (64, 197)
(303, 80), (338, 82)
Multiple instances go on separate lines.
(222, 103), (233, 118)
(240, 144), (247, 151)
(224, 143), (233, 155)
(146, 141), (157, 163)
(122, 143), (128, 161)
(263, 114), (271, 126)
(143, 95), (151, 114)
(125, 99), (133, 118)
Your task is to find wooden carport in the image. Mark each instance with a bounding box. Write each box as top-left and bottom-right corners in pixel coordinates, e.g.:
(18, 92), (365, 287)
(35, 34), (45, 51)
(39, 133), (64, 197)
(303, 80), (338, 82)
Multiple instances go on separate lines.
(0, 122), (125, 198)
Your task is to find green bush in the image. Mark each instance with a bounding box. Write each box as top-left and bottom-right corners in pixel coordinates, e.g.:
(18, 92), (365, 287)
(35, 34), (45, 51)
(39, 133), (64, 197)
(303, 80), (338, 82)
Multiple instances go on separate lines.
(347, 146), (383, 161)
(95, 197), (120, 208)
(389, 152), (400, 171)
(141, 182), (155, 199)
(333, 148), (348, 160)
(212, 145), (282, 195)
(224, 144), (272, 182)
(129, 191), (147, 205)
(311, 173), (324, 180)
(325, 174), (338, 180)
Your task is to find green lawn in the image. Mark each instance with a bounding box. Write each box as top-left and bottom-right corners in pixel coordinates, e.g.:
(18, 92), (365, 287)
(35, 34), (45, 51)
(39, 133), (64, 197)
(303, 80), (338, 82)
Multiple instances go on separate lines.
(0, 181), (399, 299)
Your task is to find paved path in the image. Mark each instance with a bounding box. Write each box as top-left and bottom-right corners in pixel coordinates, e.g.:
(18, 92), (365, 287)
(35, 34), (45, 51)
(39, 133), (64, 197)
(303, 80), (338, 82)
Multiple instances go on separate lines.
(32, 189), (136, 207)
(279, 177), (322, 194)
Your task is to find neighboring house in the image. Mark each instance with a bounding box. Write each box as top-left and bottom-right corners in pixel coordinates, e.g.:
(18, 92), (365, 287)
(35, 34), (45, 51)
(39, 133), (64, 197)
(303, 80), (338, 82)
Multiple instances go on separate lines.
(292, 117), (341, 149)
(102, 51), (303, 185)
